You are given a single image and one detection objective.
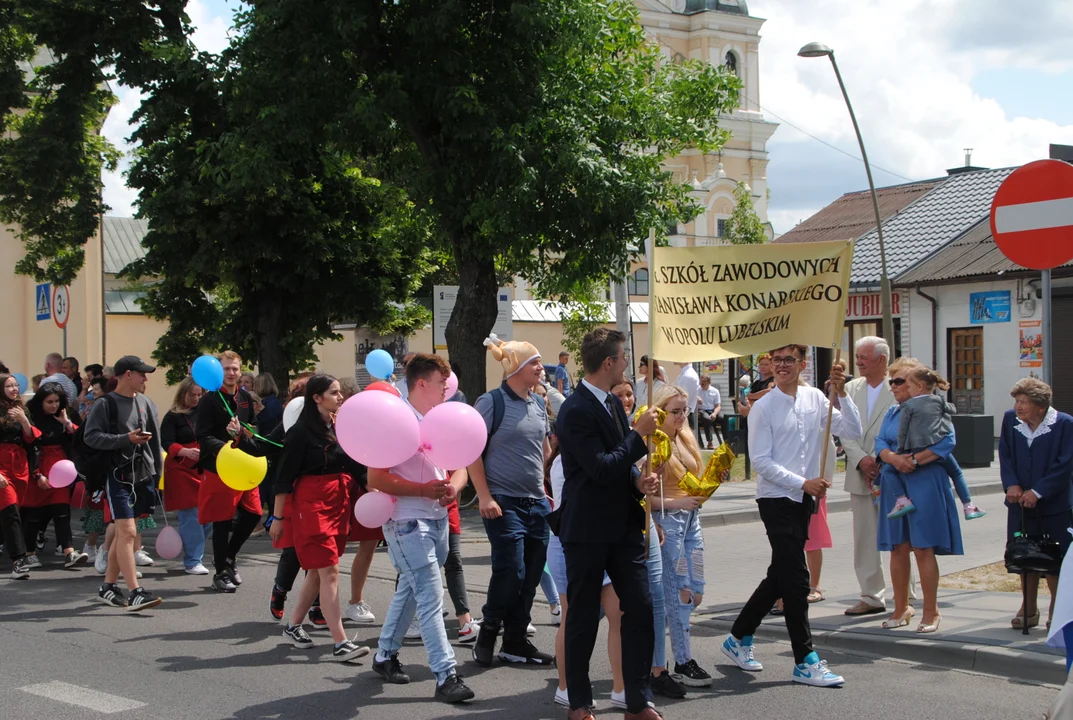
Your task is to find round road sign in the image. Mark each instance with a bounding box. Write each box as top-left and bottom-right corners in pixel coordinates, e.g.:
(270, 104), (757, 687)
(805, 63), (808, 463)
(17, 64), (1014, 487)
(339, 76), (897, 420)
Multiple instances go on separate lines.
(52, 285), (70, 329)
(990, 159), (1073, 271)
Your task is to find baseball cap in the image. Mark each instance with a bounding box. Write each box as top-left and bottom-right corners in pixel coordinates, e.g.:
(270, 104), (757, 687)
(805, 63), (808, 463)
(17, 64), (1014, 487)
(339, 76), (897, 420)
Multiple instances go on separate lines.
(113, 355), (156, 375)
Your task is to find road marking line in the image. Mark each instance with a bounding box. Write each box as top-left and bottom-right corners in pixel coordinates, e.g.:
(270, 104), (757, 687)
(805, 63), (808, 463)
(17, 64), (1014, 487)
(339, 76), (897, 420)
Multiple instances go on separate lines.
(994, 196), (1073, 233)
(19, 681), (147, 714)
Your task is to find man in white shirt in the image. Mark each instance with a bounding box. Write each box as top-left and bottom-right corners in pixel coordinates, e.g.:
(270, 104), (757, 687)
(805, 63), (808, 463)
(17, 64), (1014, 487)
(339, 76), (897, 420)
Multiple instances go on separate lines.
(393, 353), (415, 401)
(368, 353), (474, 704)
(697, 374), (722, 449)
(675, 362), (700, 436)
(42, 352), (78, 407)
(721, 344), (861, 688)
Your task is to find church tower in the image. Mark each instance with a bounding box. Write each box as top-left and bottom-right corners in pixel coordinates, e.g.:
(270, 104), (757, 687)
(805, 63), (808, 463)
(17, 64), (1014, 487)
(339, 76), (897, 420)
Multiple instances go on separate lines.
(636, 0), (778, 245)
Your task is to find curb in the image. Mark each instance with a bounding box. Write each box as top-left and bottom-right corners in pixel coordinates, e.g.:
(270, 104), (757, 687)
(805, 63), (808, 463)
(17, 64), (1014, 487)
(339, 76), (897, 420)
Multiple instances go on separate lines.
(699, 481), (1005, 529)
(699, 616), (1065, 686)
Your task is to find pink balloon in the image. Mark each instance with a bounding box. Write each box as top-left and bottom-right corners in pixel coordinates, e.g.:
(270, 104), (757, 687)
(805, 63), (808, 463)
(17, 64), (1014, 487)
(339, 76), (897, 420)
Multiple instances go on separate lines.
(445, 371), (459, 398)
(337, 391), (421, 469)
(419, 401), (488, 470)
(48, 459), (77, 488)
(354, 491), (395, 527)
(155, 525), (182, 560)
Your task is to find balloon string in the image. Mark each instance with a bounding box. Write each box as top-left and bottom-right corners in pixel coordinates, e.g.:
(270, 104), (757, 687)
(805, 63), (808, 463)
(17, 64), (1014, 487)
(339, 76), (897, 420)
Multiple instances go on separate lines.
(216, 390), (284, 448)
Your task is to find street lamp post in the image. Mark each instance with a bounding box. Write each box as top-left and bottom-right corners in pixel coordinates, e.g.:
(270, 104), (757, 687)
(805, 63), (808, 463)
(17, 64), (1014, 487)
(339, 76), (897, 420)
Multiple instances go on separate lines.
(798, 42), (896, 349)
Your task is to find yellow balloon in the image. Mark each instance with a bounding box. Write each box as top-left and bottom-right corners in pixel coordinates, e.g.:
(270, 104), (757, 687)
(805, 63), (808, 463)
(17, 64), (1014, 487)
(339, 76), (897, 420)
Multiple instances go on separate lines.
(158, 450), (167, 491)
(216, 444), (267, 491)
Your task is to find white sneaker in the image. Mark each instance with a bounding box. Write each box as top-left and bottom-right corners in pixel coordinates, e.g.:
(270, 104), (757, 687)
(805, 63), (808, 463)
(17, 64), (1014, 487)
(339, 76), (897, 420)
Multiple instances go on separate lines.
(134, 550), (155, 566)
(404, 616), (422, 640)
(721, 634), (763, 671)
(185, 563), (210, 575)
(83, 543), (96, 561)
(550, 604), (561, 626)
(792, 654), (845, 687)
(345, 601), (376, 624)
(553, 687), (570, 707)
(527, 622), (536, 636)
(25, 554), (43, 569)
(611, 690), (627, 709)
(94, 550), (108, 574)
(458, 620), (480, 643)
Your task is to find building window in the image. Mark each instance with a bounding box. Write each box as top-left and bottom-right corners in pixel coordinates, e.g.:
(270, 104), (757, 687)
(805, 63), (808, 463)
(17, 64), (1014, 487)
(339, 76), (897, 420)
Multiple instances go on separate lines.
(716, 218), (727, 237)
(724, 51), (739, 77)
(627, 268), (649, 296)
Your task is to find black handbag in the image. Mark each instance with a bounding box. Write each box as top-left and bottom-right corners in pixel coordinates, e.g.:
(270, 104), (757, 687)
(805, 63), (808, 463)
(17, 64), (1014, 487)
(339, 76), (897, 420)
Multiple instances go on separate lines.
(1004, 507), (1062, 575)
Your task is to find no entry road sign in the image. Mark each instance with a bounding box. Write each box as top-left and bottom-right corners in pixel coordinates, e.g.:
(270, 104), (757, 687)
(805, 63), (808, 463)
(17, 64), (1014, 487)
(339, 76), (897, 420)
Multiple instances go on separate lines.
(990, 159), (1073, 271)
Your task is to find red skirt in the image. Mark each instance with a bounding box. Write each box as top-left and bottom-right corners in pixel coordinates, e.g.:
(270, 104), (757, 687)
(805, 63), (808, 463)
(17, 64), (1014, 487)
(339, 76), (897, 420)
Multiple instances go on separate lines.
(22, 445), (72, 508)
(197, 469), (261, 524)
(347, 482), (385, 542)
(293, 472), (351, 570)
(163, 443), (202, 511)
(0, 442), (31, 511)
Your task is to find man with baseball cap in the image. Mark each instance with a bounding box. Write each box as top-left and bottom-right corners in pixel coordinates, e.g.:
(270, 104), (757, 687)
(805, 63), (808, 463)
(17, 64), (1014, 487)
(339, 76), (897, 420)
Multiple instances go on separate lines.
(86, 355), (164, 611)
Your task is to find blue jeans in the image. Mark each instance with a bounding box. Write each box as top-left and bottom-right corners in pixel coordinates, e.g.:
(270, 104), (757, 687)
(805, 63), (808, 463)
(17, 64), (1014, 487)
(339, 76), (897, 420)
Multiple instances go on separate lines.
(657, 509), (705, 664)
(379, 517), (455, 683)
(540, 568), (559, 606)
(647, 519), (666, 670)
(176, 507), (211, 570)
(481, 495), (551, 637)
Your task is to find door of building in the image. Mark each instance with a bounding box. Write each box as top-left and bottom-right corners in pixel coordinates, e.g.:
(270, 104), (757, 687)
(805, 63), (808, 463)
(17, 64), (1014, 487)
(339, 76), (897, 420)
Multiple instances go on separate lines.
(1051, 295), (1073, 414)
(948, 327), (984, 414)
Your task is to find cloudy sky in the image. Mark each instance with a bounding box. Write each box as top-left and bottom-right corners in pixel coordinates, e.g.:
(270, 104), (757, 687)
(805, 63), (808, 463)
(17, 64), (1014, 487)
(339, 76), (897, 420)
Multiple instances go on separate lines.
(101, 0), (1073, 235)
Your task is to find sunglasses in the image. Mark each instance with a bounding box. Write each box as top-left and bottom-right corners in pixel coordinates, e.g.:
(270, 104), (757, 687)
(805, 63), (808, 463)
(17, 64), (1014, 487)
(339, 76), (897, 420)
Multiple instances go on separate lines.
(888, 378), (906, 387)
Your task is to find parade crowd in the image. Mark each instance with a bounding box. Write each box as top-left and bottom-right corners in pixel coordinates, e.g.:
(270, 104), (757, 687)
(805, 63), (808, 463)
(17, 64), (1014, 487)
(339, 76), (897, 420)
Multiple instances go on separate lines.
(2, 332), (1071, 719)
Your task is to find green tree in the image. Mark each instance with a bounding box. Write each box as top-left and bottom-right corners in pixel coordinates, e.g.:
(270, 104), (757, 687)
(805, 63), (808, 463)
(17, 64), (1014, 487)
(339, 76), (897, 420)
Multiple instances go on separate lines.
(723, 180), (767, 245)
(544, 280), (611, 382)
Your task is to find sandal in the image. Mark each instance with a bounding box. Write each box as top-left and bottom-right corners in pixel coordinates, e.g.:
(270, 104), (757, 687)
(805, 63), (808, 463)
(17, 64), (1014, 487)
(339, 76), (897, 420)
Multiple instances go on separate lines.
(882, 607), (915, 629)
(1011, 611), (1040, 630)
(807, 589), (826, 603)
(769, 600), (784, 616)
(917, 615), (942, 634)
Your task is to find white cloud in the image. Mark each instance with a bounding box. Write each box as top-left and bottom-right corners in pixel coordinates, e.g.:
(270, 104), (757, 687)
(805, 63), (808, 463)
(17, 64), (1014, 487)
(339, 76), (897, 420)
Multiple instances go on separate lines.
(751, 0), (1073, 232)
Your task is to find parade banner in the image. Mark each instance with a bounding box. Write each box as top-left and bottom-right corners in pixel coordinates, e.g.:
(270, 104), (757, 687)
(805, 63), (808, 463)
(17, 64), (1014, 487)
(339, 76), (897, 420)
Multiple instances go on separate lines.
(650, 240), (854, 362)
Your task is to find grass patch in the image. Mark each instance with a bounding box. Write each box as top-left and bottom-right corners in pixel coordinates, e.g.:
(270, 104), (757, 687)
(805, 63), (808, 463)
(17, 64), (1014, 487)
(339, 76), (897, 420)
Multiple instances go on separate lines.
(939, 561), (1051, 595)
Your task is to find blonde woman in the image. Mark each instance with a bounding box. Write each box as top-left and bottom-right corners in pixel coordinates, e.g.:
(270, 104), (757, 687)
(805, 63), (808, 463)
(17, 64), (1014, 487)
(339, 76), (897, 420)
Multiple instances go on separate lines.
(651, 384), (712, 687)
(160, 377), (208, 574)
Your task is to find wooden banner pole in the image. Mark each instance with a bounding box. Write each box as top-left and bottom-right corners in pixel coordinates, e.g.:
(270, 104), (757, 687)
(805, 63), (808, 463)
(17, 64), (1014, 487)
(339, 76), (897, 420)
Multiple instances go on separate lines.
(644, 230), (656, 556)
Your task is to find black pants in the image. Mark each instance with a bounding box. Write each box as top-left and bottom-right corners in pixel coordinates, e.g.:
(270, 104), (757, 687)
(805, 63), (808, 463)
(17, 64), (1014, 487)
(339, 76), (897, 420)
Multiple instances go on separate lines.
(698, 411), (723, 445)
(275, 546), (301, 591)
(731, 497), (814, 664)
(1, 504), (26, 560)
(563, 532), (653, 714)
(23, 504), (74, 552)
(445, 531), (470, 617)
(212, 508), (261, 573)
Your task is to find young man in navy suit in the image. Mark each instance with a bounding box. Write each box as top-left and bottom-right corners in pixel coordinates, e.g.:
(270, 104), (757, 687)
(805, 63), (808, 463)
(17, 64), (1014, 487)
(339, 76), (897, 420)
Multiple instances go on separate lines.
(555, 328), (662, 720)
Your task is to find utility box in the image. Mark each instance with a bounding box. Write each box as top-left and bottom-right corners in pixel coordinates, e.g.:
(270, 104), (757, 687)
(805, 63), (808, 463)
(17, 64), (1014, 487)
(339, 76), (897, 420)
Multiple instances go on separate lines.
(951, 414), (994, 468)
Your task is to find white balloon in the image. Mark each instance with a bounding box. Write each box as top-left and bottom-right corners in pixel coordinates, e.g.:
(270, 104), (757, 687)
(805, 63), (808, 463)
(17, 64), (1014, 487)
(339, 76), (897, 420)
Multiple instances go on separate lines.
(283, 396), (304, 431)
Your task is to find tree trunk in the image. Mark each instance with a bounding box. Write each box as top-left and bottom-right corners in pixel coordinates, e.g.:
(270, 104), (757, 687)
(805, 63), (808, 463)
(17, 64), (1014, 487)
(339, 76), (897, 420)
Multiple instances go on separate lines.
(254, 298), (291, 390)
(445, 252), (498, 403)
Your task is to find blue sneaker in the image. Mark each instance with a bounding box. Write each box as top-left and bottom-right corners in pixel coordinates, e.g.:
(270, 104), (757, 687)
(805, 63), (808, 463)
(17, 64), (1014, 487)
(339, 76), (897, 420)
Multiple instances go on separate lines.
(721, 634), (763, 671)
(792, 652), (844, 687)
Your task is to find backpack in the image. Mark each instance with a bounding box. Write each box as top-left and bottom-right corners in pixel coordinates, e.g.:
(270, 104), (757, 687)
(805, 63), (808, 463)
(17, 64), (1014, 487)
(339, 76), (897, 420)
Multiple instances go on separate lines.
(71, 394), (119, 494)
(481, 388), (506, 460)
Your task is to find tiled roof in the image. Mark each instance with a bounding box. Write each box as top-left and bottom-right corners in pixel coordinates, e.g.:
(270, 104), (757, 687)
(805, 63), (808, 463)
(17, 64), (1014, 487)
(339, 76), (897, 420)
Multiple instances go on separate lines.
(512, 300), (650, 323)
(774, 179), (943, 245)
(850, 167), (1015, 286)
(895, 218), (1073, 285)
(102, 216), (148, 275)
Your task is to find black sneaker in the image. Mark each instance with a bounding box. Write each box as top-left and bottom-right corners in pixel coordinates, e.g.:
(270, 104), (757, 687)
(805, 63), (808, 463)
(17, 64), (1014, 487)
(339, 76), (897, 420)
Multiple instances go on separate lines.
(36, 530), (46, 550)
(472, 623), (499, 667)
(372, 652), (410, 684)
(331, 640), (370, 663)
(308, 605), (327, 627)
(651, 671), (688, 699)
(674, 659), (713, 687)
(499, 638), (554, 665)
(11, 557), (31, 580)
(270, 585), (287, 621)
(227, 558), (242, 586)
(127, 587), (163, 612)
(283, 624), (314, 649)
(434, 673), (474, 704)
(213, 570), (238, 593)
(96, 583), (127, 607)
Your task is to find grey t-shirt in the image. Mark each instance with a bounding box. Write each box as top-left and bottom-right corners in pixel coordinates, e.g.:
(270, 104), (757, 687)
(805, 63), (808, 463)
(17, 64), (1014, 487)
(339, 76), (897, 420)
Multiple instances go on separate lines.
(84, 391), (163, 482)
(898, 393), (954, 453)
(475, 385), (547, 499)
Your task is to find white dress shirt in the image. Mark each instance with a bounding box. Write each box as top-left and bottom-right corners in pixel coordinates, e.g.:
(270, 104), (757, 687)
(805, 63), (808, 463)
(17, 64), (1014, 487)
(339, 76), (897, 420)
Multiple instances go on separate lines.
(698, 386), (721, 412)
(676, 365), (700, 412)
(581, 378), (612, 416)
(749, 384), (863, 503)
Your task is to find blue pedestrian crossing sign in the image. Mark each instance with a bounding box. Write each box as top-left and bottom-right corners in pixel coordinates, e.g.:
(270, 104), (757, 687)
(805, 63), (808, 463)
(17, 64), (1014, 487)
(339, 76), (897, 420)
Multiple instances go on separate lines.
(35, 283), (51, 321)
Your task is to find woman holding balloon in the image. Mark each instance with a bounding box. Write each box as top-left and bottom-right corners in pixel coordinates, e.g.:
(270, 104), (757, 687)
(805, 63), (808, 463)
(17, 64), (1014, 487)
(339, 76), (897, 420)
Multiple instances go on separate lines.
(0, 373), (38, 579)
(268, 374), (369, 662)
(23, 383), (88, 569)
(160, 377), (210, 575)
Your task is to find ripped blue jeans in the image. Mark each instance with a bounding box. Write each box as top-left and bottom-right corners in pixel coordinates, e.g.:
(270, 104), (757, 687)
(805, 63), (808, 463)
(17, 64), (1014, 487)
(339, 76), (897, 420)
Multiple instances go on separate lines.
(657, 509), (705, 665)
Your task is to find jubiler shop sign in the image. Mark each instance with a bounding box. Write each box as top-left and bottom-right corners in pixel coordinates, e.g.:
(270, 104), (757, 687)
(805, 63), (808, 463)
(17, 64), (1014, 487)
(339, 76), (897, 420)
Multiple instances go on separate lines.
(845, 292), (901, 320)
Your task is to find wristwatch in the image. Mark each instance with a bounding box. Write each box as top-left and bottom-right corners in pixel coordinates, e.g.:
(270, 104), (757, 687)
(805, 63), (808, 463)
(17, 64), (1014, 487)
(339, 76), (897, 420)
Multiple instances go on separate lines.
(910, 455), (919, 467)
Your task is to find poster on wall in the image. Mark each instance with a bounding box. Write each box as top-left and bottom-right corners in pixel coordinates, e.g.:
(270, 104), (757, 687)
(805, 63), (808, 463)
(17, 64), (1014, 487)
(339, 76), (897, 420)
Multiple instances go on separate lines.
(1019, 320), (1043, 367)
(355, 329), (410, 386)
(969, 291), (1011, 324)
(704, 360), (725, 374)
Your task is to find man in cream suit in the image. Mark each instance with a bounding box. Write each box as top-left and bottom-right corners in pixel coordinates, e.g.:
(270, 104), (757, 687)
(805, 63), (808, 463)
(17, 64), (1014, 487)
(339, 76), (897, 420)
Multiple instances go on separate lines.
(840, 336), (896, 615)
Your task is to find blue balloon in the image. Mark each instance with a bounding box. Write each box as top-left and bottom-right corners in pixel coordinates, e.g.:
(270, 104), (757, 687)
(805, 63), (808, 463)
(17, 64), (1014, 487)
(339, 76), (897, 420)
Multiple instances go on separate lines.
(13, 373), (27, 394)
(366, 349), (395, 380)
(191, 355), (224, 392)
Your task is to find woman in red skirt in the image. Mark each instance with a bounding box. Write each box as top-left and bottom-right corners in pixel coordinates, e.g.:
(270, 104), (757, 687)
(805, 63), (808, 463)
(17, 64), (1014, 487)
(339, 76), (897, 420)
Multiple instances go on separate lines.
(24, 383), (88, 569)
(161, 377), (209, 574)
(268, 374), (369, 662)
(0, 373), (39, 579)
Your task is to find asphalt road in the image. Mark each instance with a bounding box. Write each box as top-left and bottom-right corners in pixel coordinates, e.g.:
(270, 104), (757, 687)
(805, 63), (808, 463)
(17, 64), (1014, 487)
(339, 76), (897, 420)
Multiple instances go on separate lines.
(0, 546), (1061, 720)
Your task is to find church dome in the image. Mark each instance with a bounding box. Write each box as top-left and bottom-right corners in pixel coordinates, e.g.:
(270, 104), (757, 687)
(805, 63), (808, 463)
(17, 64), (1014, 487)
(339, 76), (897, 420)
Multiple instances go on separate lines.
(684, 0), (749, 15)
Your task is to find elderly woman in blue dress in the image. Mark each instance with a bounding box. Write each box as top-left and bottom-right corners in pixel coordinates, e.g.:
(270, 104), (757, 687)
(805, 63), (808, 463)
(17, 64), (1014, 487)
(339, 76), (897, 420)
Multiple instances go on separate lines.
(875, 357), (964, 634)
(1000, 377), (1073, 630)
